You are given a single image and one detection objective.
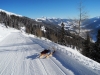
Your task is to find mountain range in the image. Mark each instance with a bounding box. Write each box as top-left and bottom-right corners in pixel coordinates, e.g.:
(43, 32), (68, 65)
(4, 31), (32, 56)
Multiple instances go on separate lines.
(35, 16), (100, 41)
(0, 9), (100, 41)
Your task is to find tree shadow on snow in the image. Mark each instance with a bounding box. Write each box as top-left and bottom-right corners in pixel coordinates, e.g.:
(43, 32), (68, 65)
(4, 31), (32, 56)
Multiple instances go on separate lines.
(26, 53), (39, 60)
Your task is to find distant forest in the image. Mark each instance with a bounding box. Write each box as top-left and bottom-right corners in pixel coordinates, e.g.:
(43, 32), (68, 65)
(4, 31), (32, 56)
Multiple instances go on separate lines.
(0, 11), (100, 63)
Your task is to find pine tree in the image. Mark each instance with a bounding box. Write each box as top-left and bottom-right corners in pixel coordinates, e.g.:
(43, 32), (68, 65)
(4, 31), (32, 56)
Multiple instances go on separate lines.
(94, 30), (100, 62)
(61, 23), (65, 45)
(82, 32), (91, 57)
(96, 30), (100, 44)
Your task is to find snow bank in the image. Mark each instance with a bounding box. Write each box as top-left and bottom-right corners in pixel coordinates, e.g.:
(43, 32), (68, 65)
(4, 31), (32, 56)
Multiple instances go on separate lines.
(0, 23), (19, 41)
(28, 35), (100, 74)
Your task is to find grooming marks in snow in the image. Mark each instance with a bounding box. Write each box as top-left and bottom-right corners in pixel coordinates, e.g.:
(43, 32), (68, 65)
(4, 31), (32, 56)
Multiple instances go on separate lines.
(0, 32), (73, 75)
(0, 30), (100, 75)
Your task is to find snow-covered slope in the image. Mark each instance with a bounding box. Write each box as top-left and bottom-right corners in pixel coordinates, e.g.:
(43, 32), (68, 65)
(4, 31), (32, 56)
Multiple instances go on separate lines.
(0, 9), (22, 17)
(0, 23), (19, 42)
(0, 24), (100, 75)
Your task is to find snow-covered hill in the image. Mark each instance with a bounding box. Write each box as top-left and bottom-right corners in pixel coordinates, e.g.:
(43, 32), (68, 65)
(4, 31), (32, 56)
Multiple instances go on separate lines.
(0, 24), (100, 75)
(0, 9), (22, 17)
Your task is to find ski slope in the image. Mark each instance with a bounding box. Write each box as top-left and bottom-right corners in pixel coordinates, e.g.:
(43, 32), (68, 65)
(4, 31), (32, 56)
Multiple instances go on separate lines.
(0, 25), (100, 75)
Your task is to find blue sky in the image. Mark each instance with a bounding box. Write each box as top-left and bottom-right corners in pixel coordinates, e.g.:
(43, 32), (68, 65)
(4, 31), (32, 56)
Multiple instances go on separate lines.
(0, 0), (100, 19)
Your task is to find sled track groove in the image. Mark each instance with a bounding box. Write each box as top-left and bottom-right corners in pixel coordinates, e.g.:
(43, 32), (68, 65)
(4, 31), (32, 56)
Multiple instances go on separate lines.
(49, 58), (66, 75)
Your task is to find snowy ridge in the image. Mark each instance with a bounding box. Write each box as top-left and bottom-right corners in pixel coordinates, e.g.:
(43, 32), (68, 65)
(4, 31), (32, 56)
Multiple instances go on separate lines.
(0, 9), (22, 17)
(35, 17), (70, 25)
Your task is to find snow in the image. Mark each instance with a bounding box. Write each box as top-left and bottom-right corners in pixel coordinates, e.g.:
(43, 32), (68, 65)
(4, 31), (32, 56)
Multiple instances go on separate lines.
(41, 26), (46, 32)
(96, 24), (100, 28)
(0, 9), (22, 17)
(20, 26), (26, 33)
(0, 23), (19, 42)
(0, 24), (100, 75)
(94, 20), (97, 22)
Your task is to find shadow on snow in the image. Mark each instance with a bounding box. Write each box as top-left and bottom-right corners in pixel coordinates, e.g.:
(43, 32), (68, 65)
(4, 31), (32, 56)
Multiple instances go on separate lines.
(26, 53), (39, 60)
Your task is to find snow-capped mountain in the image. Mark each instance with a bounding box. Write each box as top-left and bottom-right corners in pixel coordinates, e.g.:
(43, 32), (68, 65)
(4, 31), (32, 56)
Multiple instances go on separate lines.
(35, 16), (100, 29)
(0, 9), (22, 17)
(85, 16), (100, 28)
(35, 17), (71, 25)
(85, 17), (100, 41)
(35, 17), (74, 31)
(35, 16), (100, 41)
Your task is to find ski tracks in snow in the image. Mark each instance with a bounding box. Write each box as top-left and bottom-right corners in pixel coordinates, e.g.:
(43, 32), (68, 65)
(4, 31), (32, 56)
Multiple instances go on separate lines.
(0, 32), (74, 75)
(0, 32), (99, 75)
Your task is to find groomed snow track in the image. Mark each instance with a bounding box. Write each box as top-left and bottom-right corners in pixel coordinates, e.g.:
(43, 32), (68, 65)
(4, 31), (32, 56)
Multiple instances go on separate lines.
(0, 32), (99, 75)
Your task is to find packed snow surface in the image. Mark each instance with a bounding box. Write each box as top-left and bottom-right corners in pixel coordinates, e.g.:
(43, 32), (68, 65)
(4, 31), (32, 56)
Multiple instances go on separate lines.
(0, 24), (100, 75)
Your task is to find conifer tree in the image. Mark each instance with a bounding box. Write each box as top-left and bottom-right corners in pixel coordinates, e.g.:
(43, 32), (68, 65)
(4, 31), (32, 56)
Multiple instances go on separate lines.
(94, 30), (100, 62)
(82, 32), (91, 57)
(61, 23), (65, 45)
